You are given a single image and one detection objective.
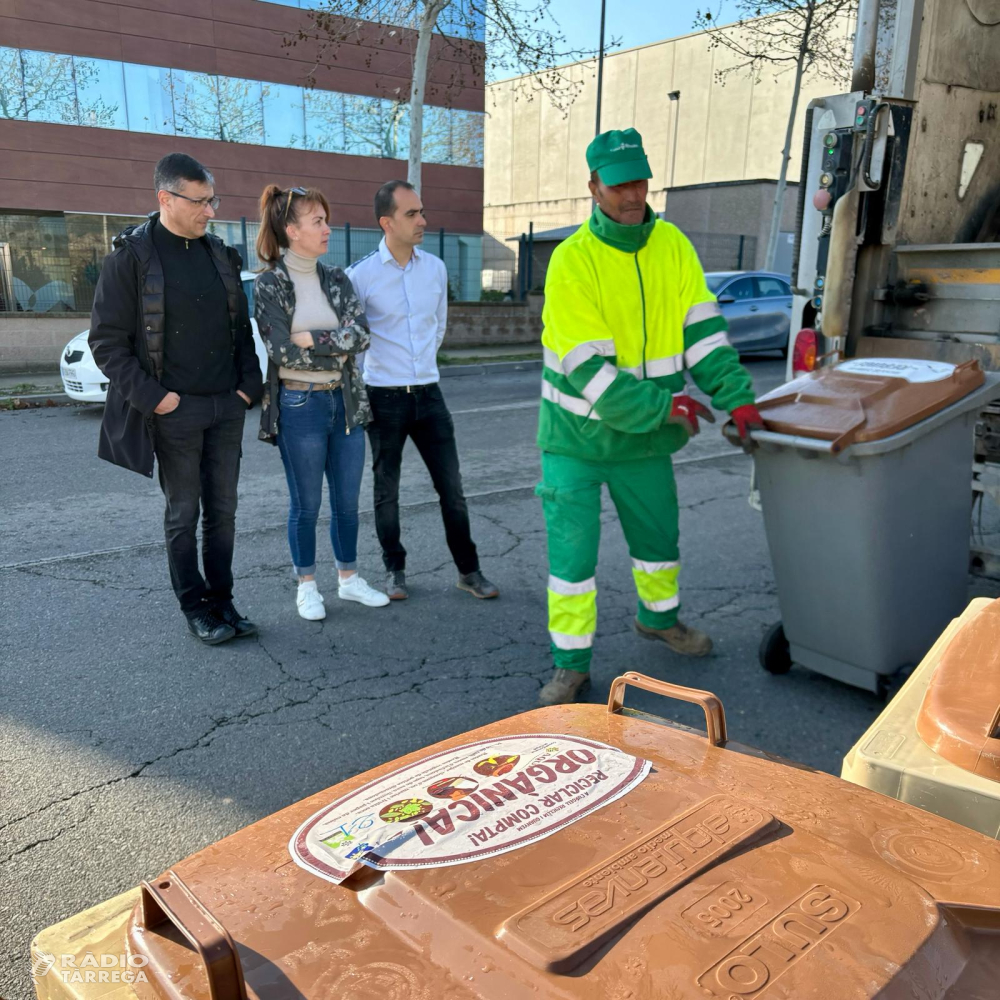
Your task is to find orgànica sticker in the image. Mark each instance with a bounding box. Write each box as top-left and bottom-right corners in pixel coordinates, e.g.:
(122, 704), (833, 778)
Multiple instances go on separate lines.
(290, 734), (651, 883)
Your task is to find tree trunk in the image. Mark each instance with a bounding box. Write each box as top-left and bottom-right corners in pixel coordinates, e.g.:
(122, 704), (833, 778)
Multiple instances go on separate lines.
(764, 11), (812, 272)
(764, 53), (806, 271)
(408, 0), (449, 192)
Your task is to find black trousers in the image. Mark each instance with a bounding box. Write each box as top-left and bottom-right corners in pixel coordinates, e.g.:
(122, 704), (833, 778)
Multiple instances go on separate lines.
(366, 383), (479, 575)
(153, 392), (246, 614)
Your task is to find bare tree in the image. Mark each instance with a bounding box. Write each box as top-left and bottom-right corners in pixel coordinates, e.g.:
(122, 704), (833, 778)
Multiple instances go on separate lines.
(287, 0), (602, 192)
(0, 50), (124, 128)
(693, 1), (857, 270)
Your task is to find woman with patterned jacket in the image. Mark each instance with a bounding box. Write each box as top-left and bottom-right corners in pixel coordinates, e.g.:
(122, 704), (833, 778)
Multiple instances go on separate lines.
(254, 184), (388, 620)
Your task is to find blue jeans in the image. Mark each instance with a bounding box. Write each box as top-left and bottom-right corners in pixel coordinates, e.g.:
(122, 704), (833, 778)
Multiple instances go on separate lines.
(277, 385), (365, 576)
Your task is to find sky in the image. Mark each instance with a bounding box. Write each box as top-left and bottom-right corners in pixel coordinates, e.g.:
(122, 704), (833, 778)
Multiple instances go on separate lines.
(541, 0), (741, 57)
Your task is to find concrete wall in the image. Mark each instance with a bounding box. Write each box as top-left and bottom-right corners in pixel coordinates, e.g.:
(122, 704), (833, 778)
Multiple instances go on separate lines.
(443, 302), (541, 349)
(0, 314), (87, 373)
(485, 16), (852, 238)
(664, 179), (800, 269)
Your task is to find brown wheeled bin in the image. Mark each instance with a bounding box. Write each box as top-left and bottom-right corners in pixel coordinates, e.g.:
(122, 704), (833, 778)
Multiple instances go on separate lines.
(32, 674), (1000, 1000)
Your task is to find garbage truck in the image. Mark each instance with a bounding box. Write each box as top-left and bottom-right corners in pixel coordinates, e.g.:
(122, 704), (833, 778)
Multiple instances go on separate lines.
(743, 0), (1000, 686)
(786, 0), (1000, 575)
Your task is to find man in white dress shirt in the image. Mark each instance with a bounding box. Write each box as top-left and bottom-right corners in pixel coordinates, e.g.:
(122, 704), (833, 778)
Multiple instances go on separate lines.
(347, 180), (499, 602)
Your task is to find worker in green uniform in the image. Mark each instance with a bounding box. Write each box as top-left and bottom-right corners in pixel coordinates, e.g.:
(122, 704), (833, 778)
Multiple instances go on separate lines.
(537, 127), (765, 706)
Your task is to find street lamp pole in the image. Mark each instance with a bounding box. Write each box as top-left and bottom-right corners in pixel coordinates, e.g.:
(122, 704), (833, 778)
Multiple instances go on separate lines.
(595, 0), (607, 136)
(668, 90), (681, 191)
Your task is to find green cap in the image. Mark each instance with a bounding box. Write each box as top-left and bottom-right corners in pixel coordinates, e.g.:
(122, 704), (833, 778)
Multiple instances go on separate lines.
(586, 128), (653, 186)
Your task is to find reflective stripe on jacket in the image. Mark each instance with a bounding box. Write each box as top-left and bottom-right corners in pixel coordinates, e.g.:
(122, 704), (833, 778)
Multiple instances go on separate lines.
(538, 218), (755, 461)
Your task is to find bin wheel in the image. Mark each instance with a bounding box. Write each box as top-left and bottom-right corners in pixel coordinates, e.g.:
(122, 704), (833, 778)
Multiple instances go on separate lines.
(759, 622), (792, 675)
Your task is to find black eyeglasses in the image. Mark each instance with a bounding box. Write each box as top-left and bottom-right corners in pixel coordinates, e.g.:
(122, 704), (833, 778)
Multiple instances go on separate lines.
(165, 190), (221, 211)
(283, 187), (309, 222)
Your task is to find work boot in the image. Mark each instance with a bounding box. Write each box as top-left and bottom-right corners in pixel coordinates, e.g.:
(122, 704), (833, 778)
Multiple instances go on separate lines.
(538, 669), (591, 706)
(457, 570), (499, 599)
(385, 570), (408, 600)
(634, 618), (713, 656)
(213, 601), (258, 638)
(186, 608), (235, 645)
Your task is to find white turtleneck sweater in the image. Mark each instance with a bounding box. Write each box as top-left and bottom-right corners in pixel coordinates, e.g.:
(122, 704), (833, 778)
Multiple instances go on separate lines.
(279, 248), (343, 384)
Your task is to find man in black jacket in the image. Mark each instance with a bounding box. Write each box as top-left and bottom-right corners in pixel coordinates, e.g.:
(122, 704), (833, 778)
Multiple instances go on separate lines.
(89, 153), (263, 644)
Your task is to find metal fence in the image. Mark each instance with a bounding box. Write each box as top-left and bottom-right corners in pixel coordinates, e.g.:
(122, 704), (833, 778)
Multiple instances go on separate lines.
(480, 225), (761, 301)
(686, 231), (758, 272)
(0, 210), (761, 314)
(0, 211), (495, 313)
(212, 219), (487, 303)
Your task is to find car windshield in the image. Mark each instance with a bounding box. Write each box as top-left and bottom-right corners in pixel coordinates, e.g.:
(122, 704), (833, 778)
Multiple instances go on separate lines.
(706, 275), (729, 293)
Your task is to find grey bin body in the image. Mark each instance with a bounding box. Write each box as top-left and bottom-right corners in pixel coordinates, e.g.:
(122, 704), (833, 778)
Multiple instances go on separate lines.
(749, 374), (1000, 693)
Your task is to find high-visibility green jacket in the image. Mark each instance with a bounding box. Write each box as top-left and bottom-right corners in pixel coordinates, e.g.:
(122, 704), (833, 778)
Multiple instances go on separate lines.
(538, 212), (755, 461)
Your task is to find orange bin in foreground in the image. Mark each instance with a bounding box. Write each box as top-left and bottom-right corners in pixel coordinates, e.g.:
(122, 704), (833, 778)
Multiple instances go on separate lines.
(32, 673), (1000, 1000)
(843, 597), (1000, 840)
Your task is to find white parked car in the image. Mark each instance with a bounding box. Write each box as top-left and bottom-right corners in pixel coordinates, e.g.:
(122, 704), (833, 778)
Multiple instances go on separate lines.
(60, 272), (268, 403)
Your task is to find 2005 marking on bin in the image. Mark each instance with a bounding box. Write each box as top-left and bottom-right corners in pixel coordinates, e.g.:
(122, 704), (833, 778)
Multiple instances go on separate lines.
(696, 884), (861, 997)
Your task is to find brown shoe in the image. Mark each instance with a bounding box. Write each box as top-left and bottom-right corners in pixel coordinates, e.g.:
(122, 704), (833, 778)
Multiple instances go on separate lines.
(385, 571), (408, 600)
(538, 669), (591, 706)
(457, 570), (499, 599)
(635, 618), (713, 656)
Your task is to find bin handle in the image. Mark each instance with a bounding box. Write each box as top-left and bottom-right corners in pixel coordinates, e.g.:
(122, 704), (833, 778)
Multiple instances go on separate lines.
(138, 870), (247, 1000)
(607, 671), (728, 746)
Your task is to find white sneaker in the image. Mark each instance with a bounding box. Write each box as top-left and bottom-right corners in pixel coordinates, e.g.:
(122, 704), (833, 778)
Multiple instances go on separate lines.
(338, 573), (390, 608)
(296, 581), (326, 620)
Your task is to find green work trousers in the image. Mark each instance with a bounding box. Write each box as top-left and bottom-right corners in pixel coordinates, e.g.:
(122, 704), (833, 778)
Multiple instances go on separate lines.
(537, 451), (681, 673)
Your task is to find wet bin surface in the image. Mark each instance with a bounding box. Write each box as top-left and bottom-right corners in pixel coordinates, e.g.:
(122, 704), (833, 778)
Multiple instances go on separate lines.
(35, 675), (1000, 1000)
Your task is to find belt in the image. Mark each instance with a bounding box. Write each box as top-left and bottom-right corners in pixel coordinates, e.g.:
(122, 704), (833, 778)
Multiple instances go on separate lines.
(370, 383), (437, 393)
(282, 379), (340, 391)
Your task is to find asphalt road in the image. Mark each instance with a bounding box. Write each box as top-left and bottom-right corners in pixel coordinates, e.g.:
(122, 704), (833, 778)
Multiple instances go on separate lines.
(2, 358), (998, 999)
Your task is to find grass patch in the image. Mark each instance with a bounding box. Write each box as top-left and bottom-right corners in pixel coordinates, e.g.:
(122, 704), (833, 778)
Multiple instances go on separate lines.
(3, 382), (63, 395)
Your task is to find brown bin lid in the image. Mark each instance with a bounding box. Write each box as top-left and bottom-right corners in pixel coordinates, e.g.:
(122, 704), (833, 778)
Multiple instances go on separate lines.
(756, 358), (984, 452)
(917, 597), (1000, 782)
(124, 676), (1000, 1000)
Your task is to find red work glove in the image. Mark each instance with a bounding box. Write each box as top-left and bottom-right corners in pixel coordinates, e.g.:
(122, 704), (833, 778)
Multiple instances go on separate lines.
(730, 404), (765, 453)
(667, 394), (716, 436)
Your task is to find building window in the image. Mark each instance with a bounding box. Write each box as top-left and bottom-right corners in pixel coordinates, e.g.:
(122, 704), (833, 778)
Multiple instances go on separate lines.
(0, 46), (483, 168)
(123, 63), (175, 134)
(21, 51), (78, 125)
(0, 212), (75, 312)
(304, 89), (346, 153)
(75, 57), (128, 131)
(0, 47), (25, 119)
(263, 82), (306, 148)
